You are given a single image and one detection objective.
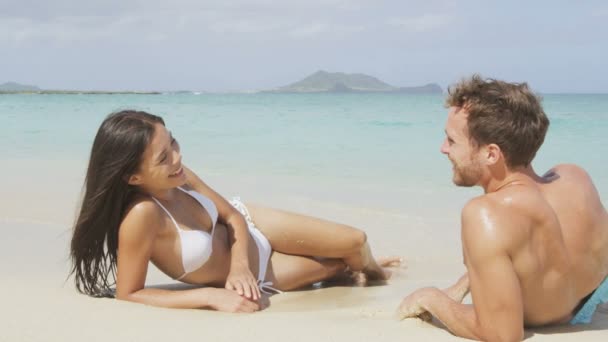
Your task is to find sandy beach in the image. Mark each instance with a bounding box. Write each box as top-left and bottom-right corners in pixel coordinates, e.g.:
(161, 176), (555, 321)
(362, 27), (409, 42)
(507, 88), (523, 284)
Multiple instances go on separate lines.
(2, 158), (607, 341)
(2, 0), (607, 337)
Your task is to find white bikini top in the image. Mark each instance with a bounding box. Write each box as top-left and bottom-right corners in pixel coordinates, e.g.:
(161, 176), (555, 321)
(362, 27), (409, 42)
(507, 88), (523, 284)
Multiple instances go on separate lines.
(151, 187), (218, 280)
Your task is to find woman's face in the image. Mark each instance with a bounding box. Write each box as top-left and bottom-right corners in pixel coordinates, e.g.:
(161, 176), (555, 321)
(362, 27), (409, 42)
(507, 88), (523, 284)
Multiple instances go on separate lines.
(128, 123), (187, 191)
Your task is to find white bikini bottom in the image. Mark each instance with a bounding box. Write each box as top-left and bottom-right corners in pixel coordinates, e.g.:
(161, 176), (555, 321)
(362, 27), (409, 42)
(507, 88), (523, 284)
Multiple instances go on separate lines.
(229, 197), (282, 295)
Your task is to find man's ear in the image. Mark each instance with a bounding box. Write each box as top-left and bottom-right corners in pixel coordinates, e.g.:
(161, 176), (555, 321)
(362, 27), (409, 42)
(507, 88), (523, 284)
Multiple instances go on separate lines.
(127, 173), (143, 185)
(485, 143), (502, 165)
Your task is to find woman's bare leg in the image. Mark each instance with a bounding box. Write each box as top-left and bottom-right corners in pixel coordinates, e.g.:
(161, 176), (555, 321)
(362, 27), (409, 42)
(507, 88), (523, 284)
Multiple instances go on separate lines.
(266, 252), (347, 291)
(245, 203), (399, 280)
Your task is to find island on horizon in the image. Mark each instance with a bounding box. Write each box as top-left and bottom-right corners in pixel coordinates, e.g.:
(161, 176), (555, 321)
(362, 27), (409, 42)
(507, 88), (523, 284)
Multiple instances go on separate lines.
(263, 70), (443, 94)
(0, 82), (161, 95)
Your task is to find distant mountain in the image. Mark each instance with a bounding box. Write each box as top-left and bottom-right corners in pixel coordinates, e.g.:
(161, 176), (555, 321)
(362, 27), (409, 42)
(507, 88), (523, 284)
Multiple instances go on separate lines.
(265, 71), (442, 94)
(0, 82), (41, 92)
(395, 83), (443, 94)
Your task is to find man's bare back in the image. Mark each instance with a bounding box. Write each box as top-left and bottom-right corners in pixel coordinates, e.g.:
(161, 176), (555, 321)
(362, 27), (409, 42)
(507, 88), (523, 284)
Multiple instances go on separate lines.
(465, 164), (608, 326)
(537, 165), (608, 321)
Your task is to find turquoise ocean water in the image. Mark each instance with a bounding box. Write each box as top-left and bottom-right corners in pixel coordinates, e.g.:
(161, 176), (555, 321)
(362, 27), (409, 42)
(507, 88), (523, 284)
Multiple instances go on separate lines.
(1, 93), (607, 211)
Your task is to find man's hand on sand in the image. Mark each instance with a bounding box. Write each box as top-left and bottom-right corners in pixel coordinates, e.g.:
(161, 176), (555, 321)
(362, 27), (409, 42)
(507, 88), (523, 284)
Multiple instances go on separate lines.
(397, 287), (436, 321)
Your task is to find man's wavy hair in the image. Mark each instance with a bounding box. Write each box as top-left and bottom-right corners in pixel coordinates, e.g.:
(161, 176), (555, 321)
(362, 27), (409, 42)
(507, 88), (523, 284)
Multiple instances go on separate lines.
(446, 75), (550, 168)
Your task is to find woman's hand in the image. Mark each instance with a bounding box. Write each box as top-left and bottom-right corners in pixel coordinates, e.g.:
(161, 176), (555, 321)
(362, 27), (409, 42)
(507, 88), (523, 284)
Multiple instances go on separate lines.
(225, 263), (261, 300)
(207, 288), (261, 313)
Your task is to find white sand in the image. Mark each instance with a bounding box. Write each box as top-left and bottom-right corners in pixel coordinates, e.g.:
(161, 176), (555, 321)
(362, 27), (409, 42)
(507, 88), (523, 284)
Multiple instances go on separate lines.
(2, 159), (607, 341)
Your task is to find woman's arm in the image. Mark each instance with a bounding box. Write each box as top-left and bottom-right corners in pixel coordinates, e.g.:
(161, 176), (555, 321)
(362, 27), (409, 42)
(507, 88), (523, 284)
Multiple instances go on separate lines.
(182, 165), (261, 300)
(119, 287), (260, 312)
(115, 199), (259, 312)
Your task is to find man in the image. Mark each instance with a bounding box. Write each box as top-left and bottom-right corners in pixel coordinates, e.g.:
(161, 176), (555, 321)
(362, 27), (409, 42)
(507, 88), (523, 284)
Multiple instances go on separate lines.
(398, 75), (608, 341)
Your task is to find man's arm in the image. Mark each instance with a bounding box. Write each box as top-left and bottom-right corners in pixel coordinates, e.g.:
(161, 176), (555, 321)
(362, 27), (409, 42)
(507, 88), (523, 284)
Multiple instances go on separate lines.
(399, 273), (469, 322)
(460, 200), (524, 341)
(400, 200), (524, 341)
(445, 273), (470, 303)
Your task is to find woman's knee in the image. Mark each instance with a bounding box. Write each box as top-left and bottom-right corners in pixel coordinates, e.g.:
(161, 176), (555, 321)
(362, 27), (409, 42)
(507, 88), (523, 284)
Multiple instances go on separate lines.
(343, 227), (367, 253)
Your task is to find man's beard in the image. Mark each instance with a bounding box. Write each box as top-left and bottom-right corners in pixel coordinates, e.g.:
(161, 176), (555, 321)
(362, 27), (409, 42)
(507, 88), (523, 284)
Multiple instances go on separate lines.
(451, 157), (482, 187)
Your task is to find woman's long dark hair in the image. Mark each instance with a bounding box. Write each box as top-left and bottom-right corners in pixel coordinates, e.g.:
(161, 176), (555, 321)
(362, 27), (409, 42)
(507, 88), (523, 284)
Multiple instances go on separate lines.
(70, 110), (164, 297)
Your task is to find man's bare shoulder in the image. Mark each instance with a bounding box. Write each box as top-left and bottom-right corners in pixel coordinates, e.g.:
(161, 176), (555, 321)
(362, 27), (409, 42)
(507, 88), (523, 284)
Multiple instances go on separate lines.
(462, 195), (530, 225)
(545, 164), (594, 184)
(544, 164), (602, 204)
(462, 197), (507, 242)
(461, 196), (530, 253)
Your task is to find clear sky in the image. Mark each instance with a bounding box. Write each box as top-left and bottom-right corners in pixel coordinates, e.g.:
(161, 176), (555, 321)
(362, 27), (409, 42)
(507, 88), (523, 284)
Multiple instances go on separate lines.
(1, 0), (607, 92)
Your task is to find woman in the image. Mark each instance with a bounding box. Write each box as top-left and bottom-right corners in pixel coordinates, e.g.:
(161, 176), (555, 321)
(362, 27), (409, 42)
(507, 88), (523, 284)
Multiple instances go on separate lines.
(70, 110), (398, 312)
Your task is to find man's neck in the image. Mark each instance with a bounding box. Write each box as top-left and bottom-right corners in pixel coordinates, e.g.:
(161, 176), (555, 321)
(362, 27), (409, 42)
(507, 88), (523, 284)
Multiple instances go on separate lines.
(481, 165), (539, 194)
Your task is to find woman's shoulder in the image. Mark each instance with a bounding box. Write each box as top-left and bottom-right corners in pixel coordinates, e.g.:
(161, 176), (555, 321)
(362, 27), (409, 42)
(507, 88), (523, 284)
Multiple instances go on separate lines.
(120, 195), (164, 237)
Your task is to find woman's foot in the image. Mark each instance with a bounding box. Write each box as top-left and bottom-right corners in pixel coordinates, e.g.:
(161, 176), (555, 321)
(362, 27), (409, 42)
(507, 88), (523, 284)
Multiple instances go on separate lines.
(348, 256), (403, 285)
